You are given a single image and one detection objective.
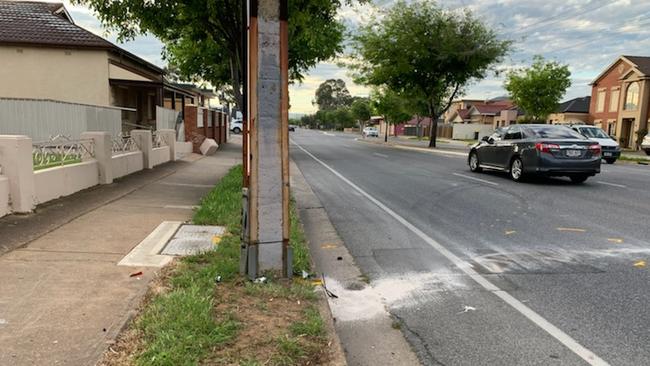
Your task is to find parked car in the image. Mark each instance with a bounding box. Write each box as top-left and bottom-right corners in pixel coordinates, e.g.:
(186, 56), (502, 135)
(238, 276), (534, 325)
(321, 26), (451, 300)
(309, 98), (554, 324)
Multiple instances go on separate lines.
(289, 124), (297, 132)
(570, 125), (620, 164)
(230, 119), (243, 133)
(642, 133), (650, 155)
(468, 124), (601, 184)
(363, 126), (379, 137)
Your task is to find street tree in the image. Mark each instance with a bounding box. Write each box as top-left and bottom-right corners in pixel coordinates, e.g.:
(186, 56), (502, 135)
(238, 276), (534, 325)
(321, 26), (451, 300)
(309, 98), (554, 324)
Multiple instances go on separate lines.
(313, 79), (353, 110)
(371, 88), (410, 142)
(76, 0), (353, 109)
(350, 97), (373, 130)
(349, 0), (510, 147)
(504, 56), (572, 122)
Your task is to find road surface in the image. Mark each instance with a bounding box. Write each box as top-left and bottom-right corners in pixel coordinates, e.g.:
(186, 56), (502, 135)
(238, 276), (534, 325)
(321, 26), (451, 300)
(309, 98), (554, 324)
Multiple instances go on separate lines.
(291, 129), (650, 366)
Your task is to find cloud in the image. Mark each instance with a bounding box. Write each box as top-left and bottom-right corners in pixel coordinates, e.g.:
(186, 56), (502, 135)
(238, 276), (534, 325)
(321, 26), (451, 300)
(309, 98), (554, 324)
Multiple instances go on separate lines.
(29, 0), (650, 113)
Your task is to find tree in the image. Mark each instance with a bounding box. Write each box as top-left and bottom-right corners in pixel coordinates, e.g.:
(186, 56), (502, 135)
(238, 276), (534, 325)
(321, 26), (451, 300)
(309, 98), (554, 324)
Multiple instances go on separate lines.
(350, 97), (373, 130)
(349, 1), (510, 147)
(313, 79), (353, 110)
(504, 56), (571, 122)
(371, 88), (410, 142)
(77, 0), (354, 109)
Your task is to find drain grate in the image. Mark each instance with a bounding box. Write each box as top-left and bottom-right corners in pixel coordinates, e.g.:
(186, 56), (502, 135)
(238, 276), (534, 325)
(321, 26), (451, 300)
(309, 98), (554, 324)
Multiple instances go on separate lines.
(161, 225), (226, 256)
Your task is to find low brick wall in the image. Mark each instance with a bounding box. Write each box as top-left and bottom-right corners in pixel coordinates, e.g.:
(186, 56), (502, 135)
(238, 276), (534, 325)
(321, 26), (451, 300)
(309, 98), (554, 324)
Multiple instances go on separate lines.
(0, 176), (9, 218)
(151, 146), (171, 167)
(111, 151), (144, 179)
(33, 161), (99, 204)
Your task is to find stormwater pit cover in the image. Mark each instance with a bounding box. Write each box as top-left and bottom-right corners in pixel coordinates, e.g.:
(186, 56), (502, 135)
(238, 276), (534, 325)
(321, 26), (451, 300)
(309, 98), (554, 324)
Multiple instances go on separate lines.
(161, 224), (226, 256)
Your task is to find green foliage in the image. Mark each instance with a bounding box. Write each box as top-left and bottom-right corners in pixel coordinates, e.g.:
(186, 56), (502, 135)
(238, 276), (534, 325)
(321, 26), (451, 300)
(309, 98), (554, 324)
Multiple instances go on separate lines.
(371, 88), (410, 125)
(76, 0), (350, 108)
(636, 128), (648, 149)
(505, 55), (571, 121)
(349, 0), (510, 146)
(350, 97), (373, 126)
(313, 79), (353, 110)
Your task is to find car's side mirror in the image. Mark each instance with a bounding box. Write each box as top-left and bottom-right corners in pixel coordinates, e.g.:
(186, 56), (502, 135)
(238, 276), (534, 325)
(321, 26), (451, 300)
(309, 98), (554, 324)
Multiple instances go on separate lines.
(481, 136), (490, 143)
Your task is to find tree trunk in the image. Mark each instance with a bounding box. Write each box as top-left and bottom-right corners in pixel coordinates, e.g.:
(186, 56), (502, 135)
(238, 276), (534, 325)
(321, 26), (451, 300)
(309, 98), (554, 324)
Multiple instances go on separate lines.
(428, 117), (438, 148)
(384, 116), (389, 142)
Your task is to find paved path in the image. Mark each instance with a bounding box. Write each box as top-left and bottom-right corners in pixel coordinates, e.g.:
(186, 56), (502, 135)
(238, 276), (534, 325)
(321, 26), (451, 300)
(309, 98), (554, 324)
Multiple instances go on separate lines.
(292, 129), (650, 366)
(0, 139), (241, 366)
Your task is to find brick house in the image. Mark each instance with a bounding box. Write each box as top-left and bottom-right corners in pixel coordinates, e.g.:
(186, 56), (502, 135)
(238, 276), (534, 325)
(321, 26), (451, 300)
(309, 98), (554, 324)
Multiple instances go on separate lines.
(589, 56), (650, 148)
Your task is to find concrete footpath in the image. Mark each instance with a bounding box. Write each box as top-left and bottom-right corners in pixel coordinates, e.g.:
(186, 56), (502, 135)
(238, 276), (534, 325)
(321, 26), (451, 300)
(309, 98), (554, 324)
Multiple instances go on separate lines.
(0, 139), (241, 365)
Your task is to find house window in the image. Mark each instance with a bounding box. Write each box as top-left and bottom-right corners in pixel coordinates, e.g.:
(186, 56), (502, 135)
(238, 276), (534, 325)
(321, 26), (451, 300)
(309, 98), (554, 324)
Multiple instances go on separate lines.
(625, 82), (639, 110)
(609, 89), (619, 112)
(596, 90), (606, 112)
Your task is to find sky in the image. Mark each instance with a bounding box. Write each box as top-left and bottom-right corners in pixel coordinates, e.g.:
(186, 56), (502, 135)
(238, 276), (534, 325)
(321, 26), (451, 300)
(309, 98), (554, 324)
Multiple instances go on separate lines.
(57, 0), (650, 115)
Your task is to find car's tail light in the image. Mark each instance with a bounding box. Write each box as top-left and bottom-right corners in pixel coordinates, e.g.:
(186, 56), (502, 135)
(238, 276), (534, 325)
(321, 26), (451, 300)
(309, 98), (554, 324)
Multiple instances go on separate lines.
(535, 142), (560, 153)
(588, 143), (601, 155)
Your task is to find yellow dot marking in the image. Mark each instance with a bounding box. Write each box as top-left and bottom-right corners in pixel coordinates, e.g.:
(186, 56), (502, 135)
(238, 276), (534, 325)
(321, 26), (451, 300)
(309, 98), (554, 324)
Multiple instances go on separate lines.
(212, 235), (221, 245)
(556, 227), (586, 233)
(634, 260), (646, 268)
(311, 279), (323, 286)
(607, 238), (624, 244)
(321, 243), (338, 249)
(505, 230), (516, 235)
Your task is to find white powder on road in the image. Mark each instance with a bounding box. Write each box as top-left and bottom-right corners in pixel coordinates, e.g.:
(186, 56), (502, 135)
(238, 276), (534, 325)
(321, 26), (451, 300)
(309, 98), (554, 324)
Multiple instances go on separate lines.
(326, 272), (468, 322)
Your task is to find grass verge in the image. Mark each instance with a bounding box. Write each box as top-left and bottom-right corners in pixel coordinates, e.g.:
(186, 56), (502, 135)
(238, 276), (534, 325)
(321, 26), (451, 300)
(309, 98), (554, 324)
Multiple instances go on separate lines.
(100, 165), (329, 366)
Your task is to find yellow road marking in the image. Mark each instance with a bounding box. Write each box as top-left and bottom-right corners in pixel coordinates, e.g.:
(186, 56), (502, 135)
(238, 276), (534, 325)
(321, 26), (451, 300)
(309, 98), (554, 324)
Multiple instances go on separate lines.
(607, 238), (624, 244)
(557, 227), (586, 233)
(212, 235), (221, 245)
(634, 260), (646, 268)
(321, 243), (338, 249)
(505, 230), (516, 235)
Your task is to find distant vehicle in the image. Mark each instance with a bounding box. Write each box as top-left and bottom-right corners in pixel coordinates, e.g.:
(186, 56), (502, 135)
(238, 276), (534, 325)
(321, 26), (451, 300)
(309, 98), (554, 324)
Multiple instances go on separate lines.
(363, 126), (379, 137)
(289, 125), (297, 132)
(570, 125), (620, 164)
(468, 124), (601, 184)
(230, 119), (243, 134)
(642, 133), (650, 155)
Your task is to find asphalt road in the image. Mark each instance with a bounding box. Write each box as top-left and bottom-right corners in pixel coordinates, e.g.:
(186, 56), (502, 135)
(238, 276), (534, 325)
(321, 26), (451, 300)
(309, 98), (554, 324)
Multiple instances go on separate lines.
(291, 129), (650, 366)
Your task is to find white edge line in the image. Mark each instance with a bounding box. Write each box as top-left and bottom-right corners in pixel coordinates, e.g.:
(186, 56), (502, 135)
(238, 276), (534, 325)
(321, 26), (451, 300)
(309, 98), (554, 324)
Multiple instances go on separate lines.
(373, 152), (389, 158)
(452, 172), (500, 186)
(292, 139), (610, 366)
(596, 181), (627, 188)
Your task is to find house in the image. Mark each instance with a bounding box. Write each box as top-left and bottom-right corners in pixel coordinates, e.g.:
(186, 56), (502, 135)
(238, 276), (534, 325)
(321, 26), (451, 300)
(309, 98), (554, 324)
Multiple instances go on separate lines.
(0, 1), (193, 128)
(444, 99), (484, 123)
(164, 83), (217, 108)
(493, 106), (525, 128)
(447, 108), (471, 123)
(548, 96), (591, 125)
(468, 103), (513, 125)
(589, 55), (650, 148)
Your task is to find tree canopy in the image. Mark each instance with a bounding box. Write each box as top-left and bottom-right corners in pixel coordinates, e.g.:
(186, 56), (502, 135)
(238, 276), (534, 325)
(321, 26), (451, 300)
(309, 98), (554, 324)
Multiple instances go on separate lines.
(504, 56), (572, 122)
(350, 97), (373, 127)
(349, 0), (510, 147)
(313, 79), (353, 110)
(76, 0), (352, 109)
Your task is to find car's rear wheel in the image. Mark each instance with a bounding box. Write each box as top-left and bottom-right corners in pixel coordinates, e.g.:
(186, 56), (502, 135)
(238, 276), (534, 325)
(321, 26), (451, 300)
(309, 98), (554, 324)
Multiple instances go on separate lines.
(604, 158), (617, 164)
(510, 157), (524, 182)
(233, 127), (241, 134)
(469, 151), (482, 173)
(645, 149), (650, 156)
(569, 174), (589, 184)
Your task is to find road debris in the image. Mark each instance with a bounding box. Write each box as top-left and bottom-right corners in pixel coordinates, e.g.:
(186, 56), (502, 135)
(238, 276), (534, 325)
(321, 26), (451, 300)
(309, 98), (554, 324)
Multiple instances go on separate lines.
(129, 271), (143, 277)
(215, 275), (222, 283)
(633, 260), (646, 268)
(321, 274), (339, 299)
(253, 276), (267, 284)
(458, 305), (476, 314)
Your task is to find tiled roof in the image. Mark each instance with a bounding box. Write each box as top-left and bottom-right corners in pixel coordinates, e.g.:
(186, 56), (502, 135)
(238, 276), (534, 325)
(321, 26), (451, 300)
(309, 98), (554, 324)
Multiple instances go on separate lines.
(472, 104), (509, 115)
(457, 108), (470, 119)
(0, 1), (113, 49)
(623, 56), (650, 75)
(556, 96), (590, 113)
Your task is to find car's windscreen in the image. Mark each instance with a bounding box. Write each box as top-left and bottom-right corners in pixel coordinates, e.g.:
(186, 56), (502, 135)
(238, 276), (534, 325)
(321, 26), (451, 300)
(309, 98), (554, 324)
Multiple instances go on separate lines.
(524, 126), (585, 139)
(579, 127), (609, 139)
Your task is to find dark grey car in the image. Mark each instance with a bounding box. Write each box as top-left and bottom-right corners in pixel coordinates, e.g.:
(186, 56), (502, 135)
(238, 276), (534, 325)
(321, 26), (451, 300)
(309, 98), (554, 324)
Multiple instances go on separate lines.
(468, 124), (601, 183)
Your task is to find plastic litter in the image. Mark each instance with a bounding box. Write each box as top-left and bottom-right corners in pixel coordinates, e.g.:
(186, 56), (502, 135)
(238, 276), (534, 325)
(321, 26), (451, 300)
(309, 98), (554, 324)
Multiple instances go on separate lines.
(458, 305), (476, 314)
(254, 276), (267, 284)
(215, 275), (222, 283)
(321, 274), (339, 299)
(301, 270), (310, 279)
(129, 271), (143, 277)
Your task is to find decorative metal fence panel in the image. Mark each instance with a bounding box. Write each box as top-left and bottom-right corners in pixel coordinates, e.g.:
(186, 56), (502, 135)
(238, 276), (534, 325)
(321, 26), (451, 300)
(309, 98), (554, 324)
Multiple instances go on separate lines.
(32, 135), (95, 170)
(0, 98), (122, 141)
(111, 135), (139, 156)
